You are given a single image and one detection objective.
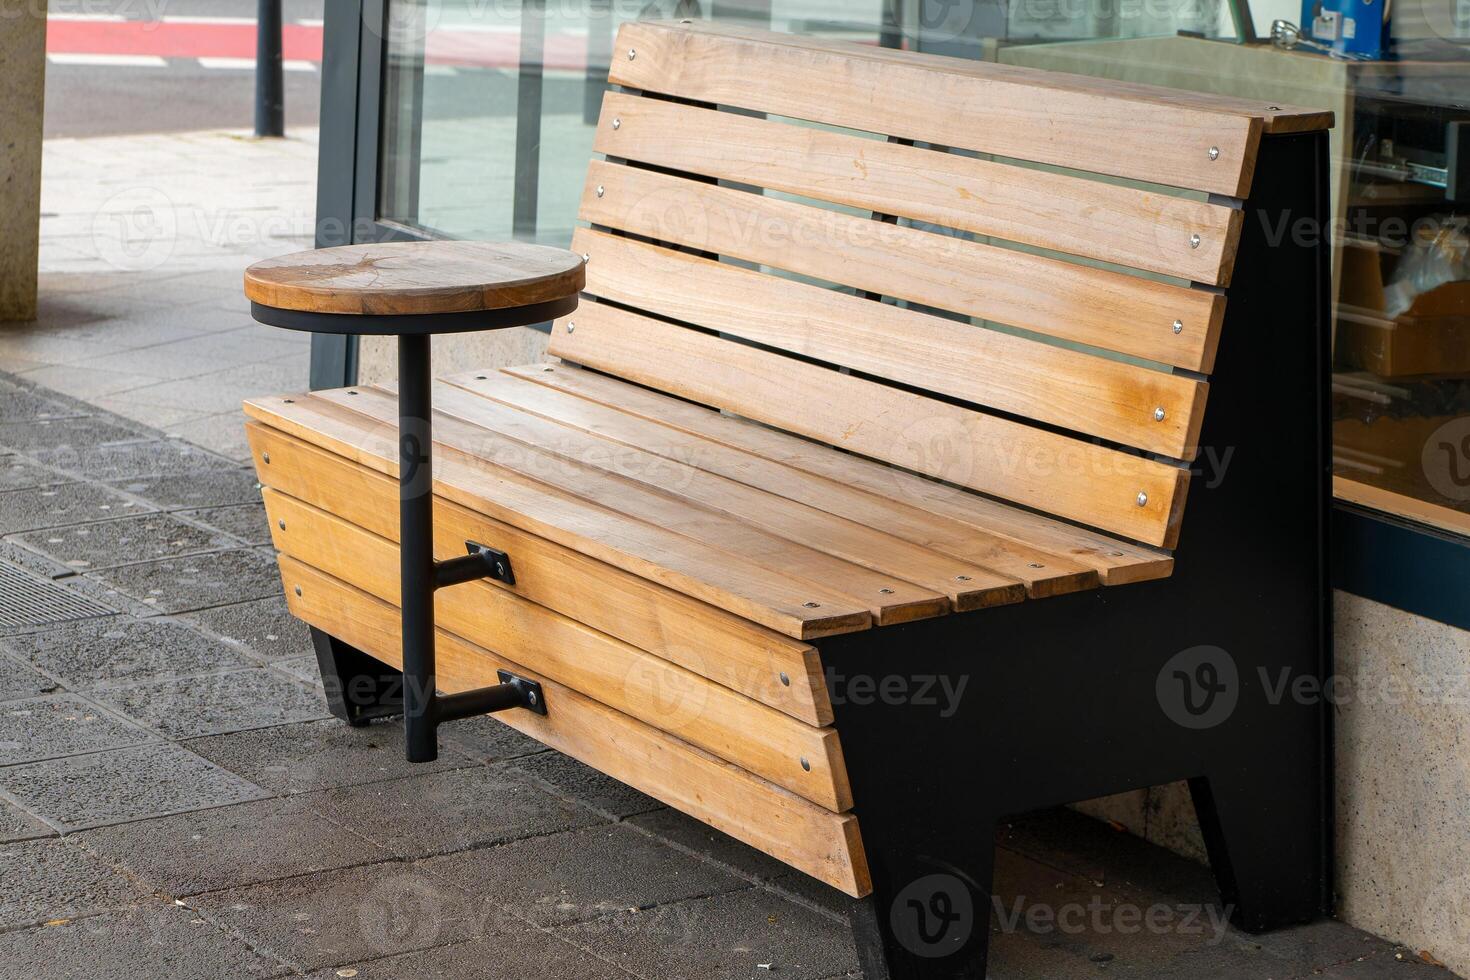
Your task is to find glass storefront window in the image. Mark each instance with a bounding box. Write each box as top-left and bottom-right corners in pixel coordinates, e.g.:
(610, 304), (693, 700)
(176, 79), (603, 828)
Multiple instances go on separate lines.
(374, 0), (1470, 537)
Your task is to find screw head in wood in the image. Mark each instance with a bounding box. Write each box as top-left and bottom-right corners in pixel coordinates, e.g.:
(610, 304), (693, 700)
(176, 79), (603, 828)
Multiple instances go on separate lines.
(595, 185), (604, 197)
(1172, 319), (1184, 335)
(262, 452), (270, 464)
(581, 253), (589, 263)
(566, 321), (575, 333)
(1154, 407), (1166, 422)
(1136, 491), (1149, 507)
(612, 118), (621, 130)
(627, 48), (636, 60)
(1208, 146), (1220, 160)
(779, 672), (790, 686)
(800, 757), (811, 772)
(956, 574), (971, 581)
(879, 587), (894, 594)
(1028, 563), (1044, 568)
(1189, 233), (1201, 249)
(294, 586), (302, 596)
(278, 519), (286, 530)
(1109, 551), (1125, 557)
(802, 601), (820, 608)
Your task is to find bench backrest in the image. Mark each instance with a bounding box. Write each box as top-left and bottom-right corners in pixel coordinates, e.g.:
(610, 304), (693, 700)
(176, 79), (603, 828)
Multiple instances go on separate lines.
(550, 21), (1332, 549)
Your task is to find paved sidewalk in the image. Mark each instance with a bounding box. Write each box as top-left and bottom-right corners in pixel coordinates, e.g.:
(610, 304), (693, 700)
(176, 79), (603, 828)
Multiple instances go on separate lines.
(1, 128), (320, 461)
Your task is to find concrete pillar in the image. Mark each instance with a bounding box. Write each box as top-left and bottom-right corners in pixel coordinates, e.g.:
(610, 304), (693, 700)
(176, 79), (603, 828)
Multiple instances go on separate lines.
(0, 3), (47, 321)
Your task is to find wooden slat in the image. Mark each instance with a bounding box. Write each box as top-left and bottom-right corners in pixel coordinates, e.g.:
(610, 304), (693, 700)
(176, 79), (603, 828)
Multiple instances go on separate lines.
(317, 385), (988, 618)
(445, 371), (1098, 599)
(279, 555), (872, 896)
(252, 391), (955, 625)
(507, 364), (1176, 584)
(573, 228), (1209, 458)
(264, 488), (852, 811)
(244, 395), (875, 639)
(346, 383), (1025, 612)
(547, 304), (1189, 548)
(247, 423), (833, 725)
(579, 160), (1226, 373)
(609, 20), (1287, 197)
(593, 91), (1243, 285)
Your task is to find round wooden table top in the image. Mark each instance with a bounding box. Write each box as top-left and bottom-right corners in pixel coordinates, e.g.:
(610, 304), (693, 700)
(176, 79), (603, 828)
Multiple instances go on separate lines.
(243, 241), (586, 317)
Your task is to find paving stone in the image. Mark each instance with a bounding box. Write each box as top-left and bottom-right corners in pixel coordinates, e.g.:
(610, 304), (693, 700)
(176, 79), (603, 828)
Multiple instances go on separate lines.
(184, 718), (475, 795)
(421, 822), (748, 927)
(178, 595), (310, 661)
(89, 667), (329, 739)
(300, 928), (641, 980)
(185, 502), (271, 544)
(0, 694), (157, 764)
(1, 616), (256, 689)
(555, 885), (859, 980)
(512, 750), (663, 820)
(0, 383), (87, 423)
(437, 712), (548, 763)
(0, 837), (147, 928)
(0, 796), (53, 842)
(0, 900), (290, 979)
(0, 742), (266, 831)
(85, 548), (281, 613)
(319, 766), (602, 861)
(29, 437), (238, 482)
(301, 934), (640, 975)
(0, 453), (73, 490)
(0, 415), (147, 454)
(0, 481), (154, 533)
(190, 863), (488, 971)
(76, 793), (390, 897)
(0, 649), (64, 701)
(11, 512), (239, 571)
(108, 467), (261, 510)
(629, 806), (789, 883)
(271, 654), (323, 687)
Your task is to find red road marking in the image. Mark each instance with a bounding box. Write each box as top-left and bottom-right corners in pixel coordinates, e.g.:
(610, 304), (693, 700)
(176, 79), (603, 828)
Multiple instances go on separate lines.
(47, 21), (324, 61)
(45, 19), (594, 70)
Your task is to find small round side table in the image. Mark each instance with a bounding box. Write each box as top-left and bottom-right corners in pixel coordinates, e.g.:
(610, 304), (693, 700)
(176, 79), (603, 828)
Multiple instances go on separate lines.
(245, 240), (584, 762)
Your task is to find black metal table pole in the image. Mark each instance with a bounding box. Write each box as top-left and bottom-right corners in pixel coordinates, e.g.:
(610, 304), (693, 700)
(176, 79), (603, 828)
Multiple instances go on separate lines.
(398, 333), (438, 763)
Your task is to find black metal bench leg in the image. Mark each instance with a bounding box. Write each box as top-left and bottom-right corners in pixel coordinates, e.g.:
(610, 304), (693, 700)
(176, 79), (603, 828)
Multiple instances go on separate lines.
(309, 626), (404, 726)
(1190, 767), (1329, 933)
(849, 826), (997, 980)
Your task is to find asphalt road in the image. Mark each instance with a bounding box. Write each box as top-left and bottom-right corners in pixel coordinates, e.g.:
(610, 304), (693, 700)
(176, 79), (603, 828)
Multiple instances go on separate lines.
(43, 0), (326, 138)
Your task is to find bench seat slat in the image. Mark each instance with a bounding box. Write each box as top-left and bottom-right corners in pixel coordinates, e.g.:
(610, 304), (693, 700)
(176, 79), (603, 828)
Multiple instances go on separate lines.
(265, 490), (852, 811)
(445, 371), (1099, 599)
(608, 21), (1306, 197)
(264, 390), (960, 624)
(580, 161), (1226, 374)
(344, 383), (1027, 612)
(244, 395), (878, 639)
(247, 423), (834, 725)
(593, 92), (1243, 285)
(505, 364), (1176, 585)
(573, 228), (1210, 459)
(280, 555), (872, 896)
(548, 304), (1189, 548)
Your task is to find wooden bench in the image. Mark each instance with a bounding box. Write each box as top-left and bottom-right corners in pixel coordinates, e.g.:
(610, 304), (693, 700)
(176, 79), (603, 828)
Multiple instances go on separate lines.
(244, 21), (1335, 977)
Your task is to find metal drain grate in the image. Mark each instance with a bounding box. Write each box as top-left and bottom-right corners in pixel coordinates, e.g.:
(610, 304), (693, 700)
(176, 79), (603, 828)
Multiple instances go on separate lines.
(0, 560), (114, 628)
